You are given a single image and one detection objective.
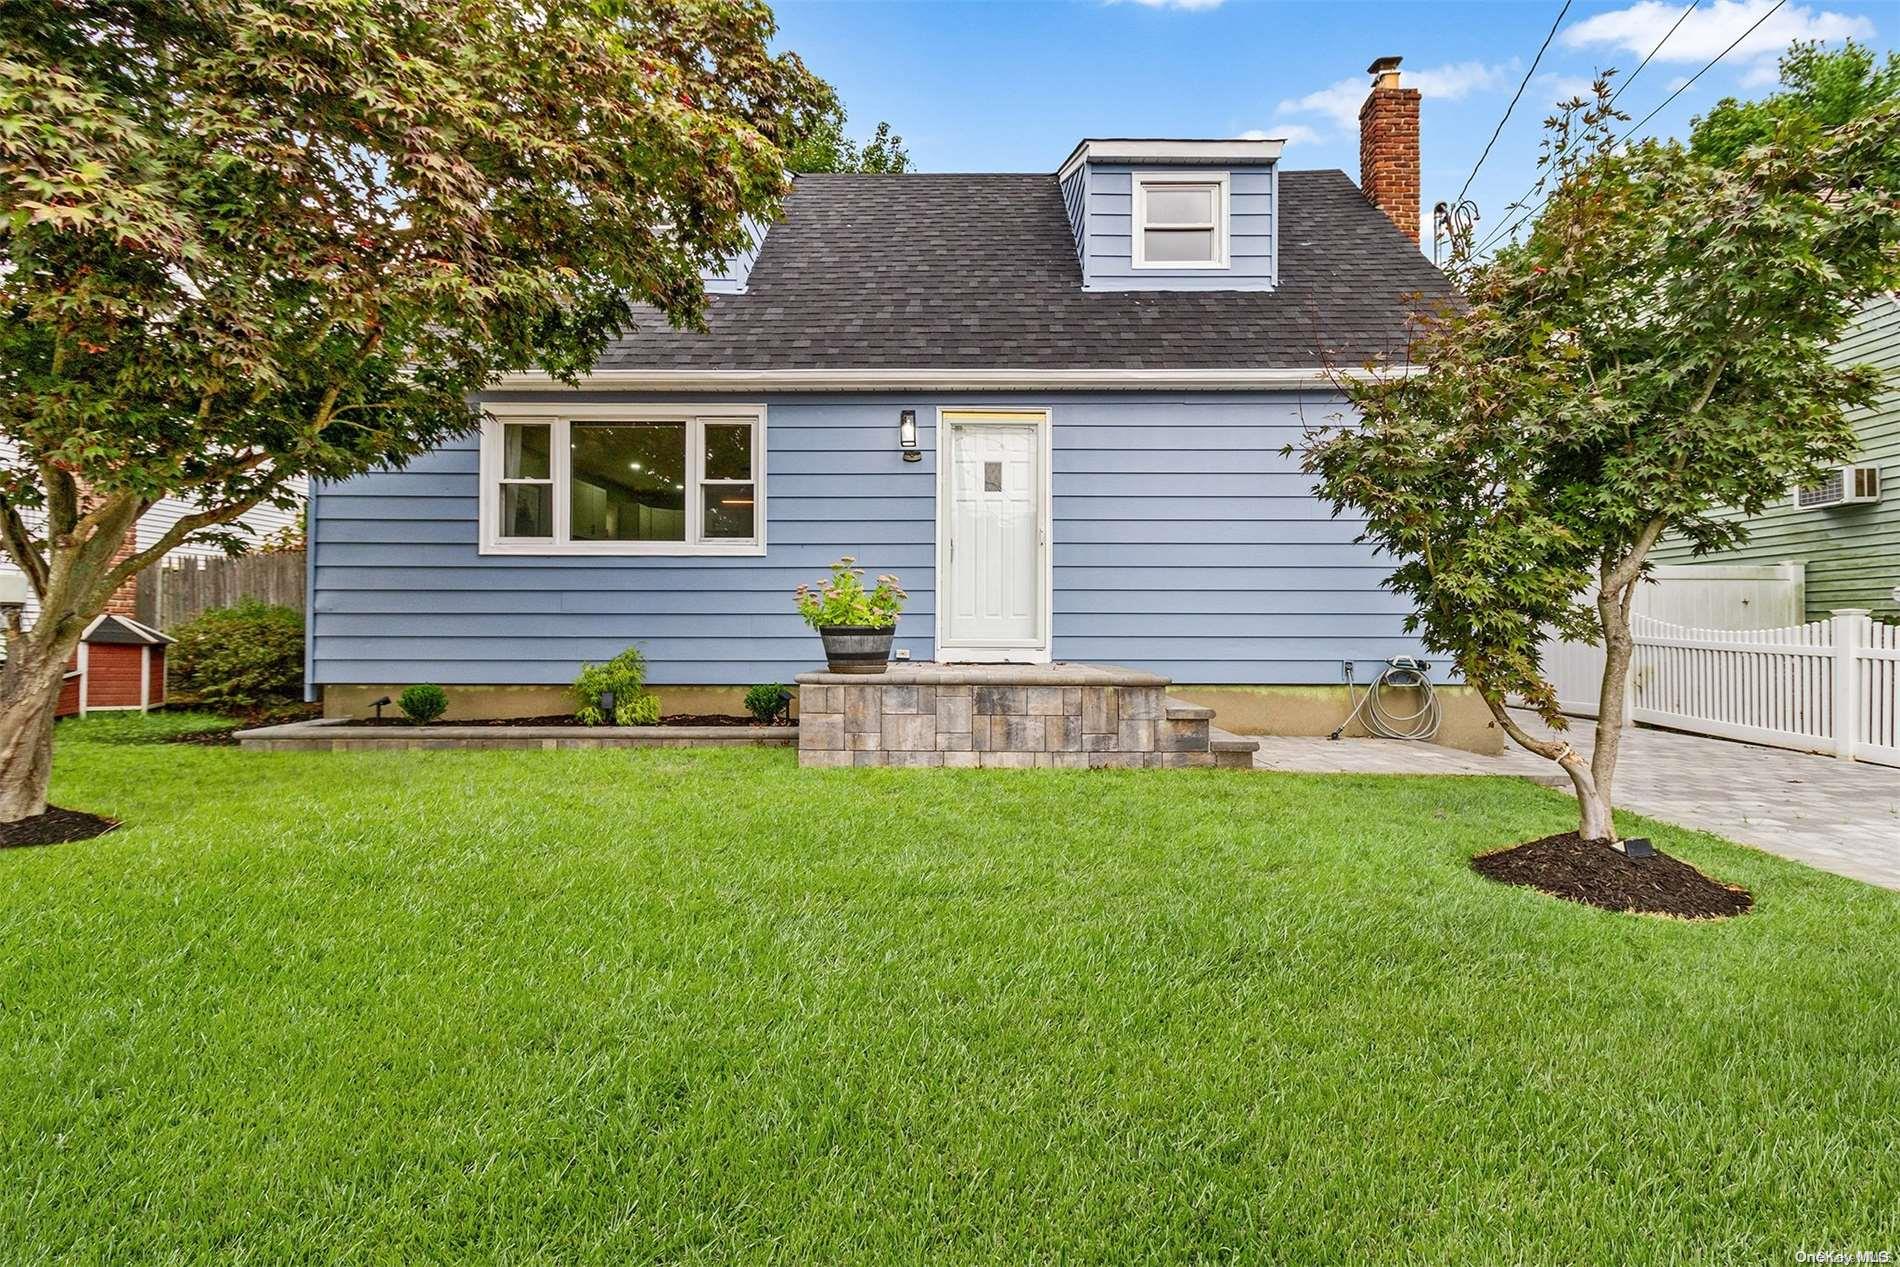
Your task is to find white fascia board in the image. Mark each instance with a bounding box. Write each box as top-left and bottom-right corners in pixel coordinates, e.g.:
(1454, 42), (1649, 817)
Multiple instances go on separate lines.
(486, 366), (1421, 393)
(1056, 138), (1285, 184)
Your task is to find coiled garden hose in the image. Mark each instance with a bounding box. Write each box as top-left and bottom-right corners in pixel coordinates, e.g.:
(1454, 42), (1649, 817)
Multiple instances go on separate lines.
(1330, 657), (1442, 742)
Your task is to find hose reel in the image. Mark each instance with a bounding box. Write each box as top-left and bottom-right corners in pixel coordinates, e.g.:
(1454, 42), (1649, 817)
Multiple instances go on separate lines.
(1330, 656), (1442, 742)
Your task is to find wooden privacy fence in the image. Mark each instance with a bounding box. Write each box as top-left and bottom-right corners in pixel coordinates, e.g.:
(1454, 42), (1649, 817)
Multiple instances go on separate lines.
(1544, 609), (1900, 768)
(136, 550), (305, 630)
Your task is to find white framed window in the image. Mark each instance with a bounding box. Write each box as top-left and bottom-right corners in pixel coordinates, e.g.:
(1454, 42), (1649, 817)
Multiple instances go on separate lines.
(1132, 172), (1229, 269)
(479, 404), (766, 555)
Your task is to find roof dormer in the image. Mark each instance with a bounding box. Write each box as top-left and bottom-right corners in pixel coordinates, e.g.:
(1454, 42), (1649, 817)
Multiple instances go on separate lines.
(701, 215), (769, 295)
(1056, 138), (1283, 292)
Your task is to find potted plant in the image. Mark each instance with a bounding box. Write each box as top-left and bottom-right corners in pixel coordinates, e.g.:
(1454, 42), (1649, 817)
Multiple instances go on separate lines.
(795, 557), (908, 674)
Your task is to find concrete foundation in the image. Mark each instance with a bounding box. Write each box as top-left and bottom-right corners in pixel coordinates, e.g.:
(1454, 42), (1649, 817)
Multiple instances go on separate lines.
(317, 680), (1501, 756)
(321, 683), (776, 722)
(1166, 684), (1502, 755)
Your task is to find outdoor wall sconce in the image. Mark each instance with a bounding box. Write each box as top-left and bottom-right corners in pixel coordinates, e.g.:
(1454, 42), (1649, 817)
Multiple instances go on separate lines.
(898, 409), (921, 462)
(0, 570), (26, 624)
(0, 571), (27, 661)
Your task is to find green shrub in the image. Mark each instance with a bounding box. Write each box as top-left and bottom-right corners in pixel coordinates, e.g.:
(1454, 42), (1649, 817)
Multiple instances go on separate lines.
(398, 684), (448, 724)
(574, 692), (661, 726)
(167, 599), (305, 714)
(571, 647), (651, 725)
(745, 682), (789, 722)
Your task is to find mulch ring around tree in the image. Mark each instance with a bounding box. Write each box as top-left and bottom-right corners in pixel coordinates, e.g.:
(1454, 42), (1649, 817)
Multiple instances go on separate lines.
(0, 806), (120, 849)
(1472, 832), (1753, 920)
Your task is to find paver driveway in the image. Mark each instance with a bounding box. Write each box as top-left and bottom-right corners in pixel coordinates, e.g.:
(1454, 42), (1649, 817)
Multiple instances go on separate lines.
(1252, 713), (1900, 889)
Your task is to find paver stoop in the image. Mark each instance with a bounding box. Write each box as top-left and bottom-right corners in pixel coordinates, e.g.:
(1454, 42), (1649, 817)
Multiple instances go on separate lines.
(794, 665), (1245, 771)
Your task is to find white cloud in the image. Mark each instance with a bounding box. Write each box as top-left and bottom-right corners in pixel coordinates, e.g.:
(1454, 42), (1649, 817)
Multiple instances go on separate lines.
(1739, 58), (1786, 87)
(1407, 60), (1518, 101)
(1535, 71), (1605, 104)
(1107, 0), (1226, 9)
(1561, 0), (1873, 85)
(1276, 78), (1372, 133)
(1276, 60), (1517, 134)
(1237, 123), (1323, 146)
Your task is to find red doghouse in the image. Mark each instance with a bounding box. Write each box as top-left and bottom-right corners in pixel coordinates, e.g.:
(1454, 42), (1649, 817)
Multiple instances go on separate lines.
(54, 613), (173, 718)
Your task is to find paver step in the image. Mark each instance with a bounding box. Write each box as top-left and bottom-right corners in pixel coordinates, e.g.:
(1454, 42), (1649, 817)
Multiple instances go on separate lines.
(1164, 695), (1216, 721)
(1208, 726), (1260, 753)
(1208, 724), (1260, 770)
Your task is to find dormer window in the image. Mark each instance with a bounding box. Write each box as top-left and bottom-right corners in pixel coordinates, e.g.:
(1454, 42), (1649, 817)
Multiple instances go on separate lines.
(1057, 140), (1276, 290)
(1132, 173), (1229, 269)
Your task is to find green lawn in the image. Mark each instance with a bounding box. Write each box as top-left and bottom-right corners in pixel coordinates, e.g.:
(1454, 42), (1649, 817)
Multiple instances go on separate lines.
(4, 714), (1898, 1262)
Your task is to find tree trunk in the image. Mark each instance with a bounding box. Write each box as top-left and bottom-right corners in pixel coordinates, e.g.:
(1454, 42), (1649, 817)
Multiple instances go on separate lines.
(1591, 586), (1639, 818)
(1576, 519), (1666, 846)
(1483, 693), (1617, 843)
(0, 491), (166, 825)
(0, 648), (67, 823)
(1568, 757), (1616, 842)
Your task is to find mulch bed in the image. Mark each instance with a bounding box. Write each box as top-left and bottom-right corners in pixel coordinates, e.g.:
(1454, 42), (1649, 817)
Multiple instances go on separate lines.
(1472, 832), (1753, 920)
(354, 714), (787, 728)
(0, 805), (120, 849)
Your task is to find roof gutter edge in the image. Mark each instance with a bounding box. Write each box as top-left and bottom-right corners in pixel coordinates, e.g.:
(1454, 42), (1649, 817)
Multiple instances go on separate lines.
(485, 366), (1423, 393)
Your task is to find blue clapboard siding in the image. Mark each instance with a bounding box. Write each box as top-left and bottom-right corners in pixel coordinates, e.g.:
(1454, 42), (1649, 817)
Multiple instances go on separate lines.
(1082, 165), (1275, 292)
(1060, 166), (1088, 274)
(700, 216), (767, 294)
(308, 392), (1428, 687)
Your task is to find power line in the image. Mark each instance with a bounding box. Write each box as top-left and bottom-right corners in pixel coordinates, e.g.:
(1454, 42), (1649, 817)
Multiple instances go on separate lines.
(1471, 0), (1700, 255)
(1619, 0), (1783, 136)
(1455, 0), (1574, 205)
(1473, 0), (1785, 255)
(1606, 0), (1699, 108)
(1472, 0), (1715, 254)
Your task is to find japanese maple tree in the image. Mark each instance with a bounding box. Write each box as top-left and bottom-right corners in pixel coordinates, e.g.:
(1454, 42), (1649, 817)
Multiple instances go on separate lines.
(0, 0), (832, 821)
(1303, 81), (1900, 842)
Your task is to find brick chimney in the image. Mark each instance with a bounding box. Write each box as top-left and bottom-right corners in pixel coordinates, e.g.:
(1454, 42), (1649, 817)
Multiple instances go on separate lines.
(72, 487), (145, 618)
(103, 529), (140, 616)
(1359, 56), (1421, 243)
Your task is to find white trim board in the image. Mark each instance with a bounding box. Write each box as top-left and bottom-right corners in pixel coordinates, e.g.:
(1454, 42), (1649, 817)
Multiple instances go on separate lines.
(1057, 138), (1284, 185)
(934, 408), (1055, 665)
(487, 367), (1420, 393)
(477, 403), (767, 557)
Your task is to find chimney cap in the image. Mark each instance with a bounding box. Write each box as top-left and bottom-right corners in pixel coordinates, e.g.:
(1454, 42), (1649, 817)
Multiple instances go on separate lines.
(1367, 55), (1403, 84)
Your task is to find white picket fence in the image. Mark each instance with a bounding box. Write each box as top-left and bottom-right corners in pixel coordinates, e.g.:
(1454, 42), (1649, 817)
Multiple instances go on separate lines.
(1543, 563), (1807, 718)
(1545, 609), (1900, 768)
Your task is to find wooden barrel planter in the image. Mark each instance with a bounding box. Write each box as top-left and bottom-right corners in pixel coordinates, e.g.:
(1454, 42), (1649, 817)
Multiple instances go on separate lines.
(817, 626), (896, 675)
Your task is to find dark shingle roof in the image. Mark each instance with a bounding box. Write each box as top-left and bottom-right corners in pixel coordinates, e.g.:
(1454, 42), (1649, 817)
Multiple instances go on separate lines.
(597, 169), (1452, 371)
(83, 613), (170, 645)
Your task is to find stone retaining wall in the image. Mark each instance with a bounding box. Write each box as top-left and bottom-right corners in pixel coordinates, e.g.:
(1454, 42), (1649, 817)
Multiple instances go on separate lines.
(796, 674), (1212, 768)
(236, 719), (796, 752)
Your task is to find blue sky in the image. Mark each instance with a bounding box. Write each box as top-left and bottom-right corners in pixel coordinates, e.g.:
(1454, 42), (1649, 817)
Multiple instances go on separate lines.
(772, 0), (1891, 254)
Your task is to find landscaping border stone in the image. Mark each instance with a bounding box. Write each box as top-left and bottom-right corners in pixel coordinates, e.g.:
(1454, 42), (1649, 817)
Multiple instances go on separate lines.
(235, 717), (797, 752)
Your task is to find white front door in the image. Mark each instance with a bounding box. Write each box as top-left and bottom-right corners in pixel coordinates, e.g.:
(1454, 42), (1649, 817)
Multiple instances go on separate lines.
(939, 411), (1049, 662)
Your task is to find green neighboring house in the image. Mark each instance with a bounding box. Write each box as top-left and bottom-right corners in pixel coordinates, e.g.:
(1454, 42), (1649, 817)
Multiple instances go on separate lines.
(1654, 294), (1900, 624)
